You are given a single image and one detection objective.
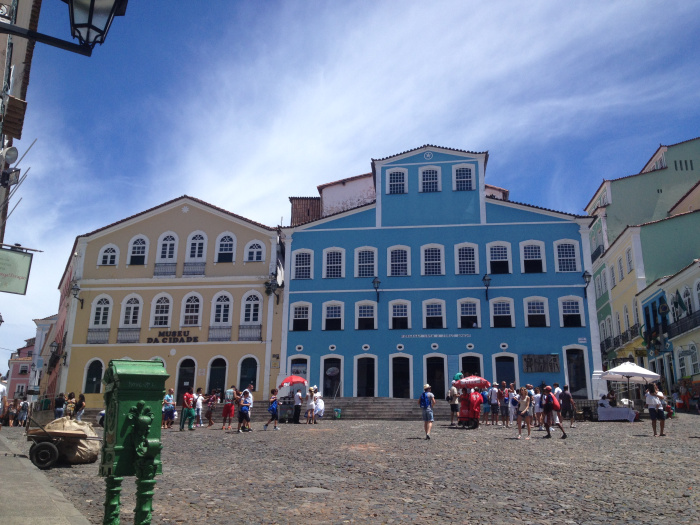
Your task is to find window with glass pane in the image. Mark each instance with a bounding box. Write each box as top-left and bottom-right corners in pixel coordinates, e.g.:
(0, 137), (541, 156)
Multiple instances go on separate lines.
(101, 247), (116, 265)
(562, 300), (582, 327)
(160, 235), (175, 260)
(294, 252), (311, 279)
(123, 298), (140, 325)
(130, 238), (146, 265)
(557, 243), (577, 272)
(455, 167), (473, 191)
(390, 249), (408, 276)
(183, 296), (200, 325)
(424, 248), (442, 275)
(392, 303), (409, 329)
(523, 245), (543, 273)
(425, 303), (444, 329)
(358, 304), (375, 330)
(457, 246), (476, 274)
(357, 250), (375, 277)
(293, 305), (309, 331)
(218, 236), (234, 263)
(93, 298), (110, 326)
(691, 345), (699, 374)
(527, 301), (547, 327)
(389, 171), (405, 194)
(153, 297), (170, 326)
(493, 301), (512, 327)
(189, 235), (205, 259)
(326, 251), (343, 278)
(244, 296), (260, 323)
(460, 302), (478, 328)
(610, 266), (616, 287)
(325, 305), (342, 330)
(214, 296), (230, 323)
(422, 169), (439, 192)
(490, 245), (509, 274)
(626, 249), (633, 273)
(247, 243), (263, 261)
(618, 258), (624, 281)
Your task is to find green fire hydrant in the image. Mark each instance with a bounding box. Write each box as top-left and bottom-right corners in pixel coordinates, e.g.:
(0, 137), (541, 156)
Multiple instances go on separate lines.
(99, 360), (169, 525)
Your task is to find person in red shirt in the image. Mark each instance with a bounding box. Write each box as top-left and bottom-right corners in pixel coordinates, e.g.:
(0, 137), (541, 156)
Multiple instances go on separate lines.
(180, 387), (196, 431)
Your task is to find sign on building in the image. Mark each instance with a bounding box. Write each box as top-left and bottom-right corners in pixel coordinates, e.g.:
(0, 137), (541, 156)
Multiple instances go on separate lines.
(0, 247), (32, 295)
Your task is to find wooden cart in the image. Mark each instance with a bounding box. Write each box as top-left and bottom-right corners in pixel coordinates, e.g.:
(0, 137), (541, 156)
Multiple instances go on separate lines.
(25, 416), (101, 470)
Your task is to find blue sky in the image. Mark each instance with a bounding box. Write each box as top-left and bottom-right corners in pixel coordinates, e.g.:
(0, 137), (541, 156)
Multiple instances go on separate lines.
(1, 1), (699, 371)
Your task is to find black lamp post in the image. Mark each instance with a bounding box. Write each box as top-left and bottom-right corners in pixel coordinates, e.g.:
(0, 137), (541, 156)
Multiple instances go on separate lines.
(372, 277), (381, 302)
(582, 270), (592, 298)
(71, 282), (84, 309)
(482, 274), (491, 300)
(0, 0), (127, 57)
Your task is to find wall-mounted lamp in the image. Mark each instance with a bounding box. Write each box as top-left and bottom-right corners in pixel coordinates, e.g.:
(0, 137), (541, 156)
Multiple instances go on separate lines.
(482, 274), (491, 300)
(372, 277), (381, 302)
(264, 273), (283, 304)
(49, 341), (59, 354)
(0, 312), (4, 326)
(582, 270), (592, 298)
(71, 282), (84, 309)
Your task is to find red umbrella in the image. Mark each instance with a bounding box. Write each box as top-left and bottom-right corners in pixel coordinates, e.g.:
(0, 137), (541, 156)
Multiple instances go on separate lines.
(279, 375), (308, 388)
(454, 375), (491, 389)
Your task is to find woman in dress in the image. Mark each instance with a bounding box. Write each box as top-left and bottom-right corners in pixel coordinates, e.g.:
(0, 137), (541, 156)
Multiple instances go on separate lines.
(516, 387), (531, 439)
(305, 388), (315, 424)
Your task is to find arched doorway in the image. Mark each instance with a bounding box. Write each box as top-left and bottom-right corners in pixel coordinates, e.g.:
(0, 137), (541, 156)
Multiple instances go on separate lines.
(565, 348), (588, 399)
(176, 358), (196, 405)
(392, 356), (410, 398)
(84, 360), (103, 394)
(461, 355), (481, 377)
(495, 356), (516, 386)
(356, 356), (375, 397)
(426, 356), (446, 400)
(291, 358), (309, 383)
(323, 358), (341, 398)
(208, 358), (227, 395)
(239, 357), (258, 392)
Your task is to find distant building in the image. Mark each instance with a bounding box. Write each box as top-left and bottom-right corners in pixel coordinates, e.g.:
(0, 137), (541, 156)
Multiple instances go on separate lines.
(6, 338), (34, 399)
(281, 145), (602, 400)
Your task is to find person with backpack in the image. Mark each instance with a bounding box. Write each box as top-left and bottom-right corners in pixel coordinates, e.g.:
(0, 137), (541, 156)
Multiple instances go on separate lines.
(17, 397), (29, 427)
(419, 384), (435, 440)
(264, 388), (280, 430)
(542, 385), (567, 439)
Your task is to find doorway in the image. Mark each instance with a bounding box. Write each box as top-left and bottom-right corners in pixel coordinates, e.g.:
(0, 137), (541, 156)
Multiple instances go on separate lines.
(176, 358), (196, 406)
(565, 348), (588, 399)
(426, 356), (446, 400)
(239, 357), (258, 392)
(461, 355), (481, 377)
(323, 358), (342, 398)
(392, 356), (410, 398)
(495, 356), (516, 386)
(208, 358), (226, 395)
(356, 357), (375, 397)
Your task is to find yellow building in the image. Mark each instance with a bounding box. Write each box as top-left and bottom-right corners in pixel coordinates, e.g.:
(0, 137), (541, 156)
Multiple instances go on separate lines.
(58, 196), (283, 407)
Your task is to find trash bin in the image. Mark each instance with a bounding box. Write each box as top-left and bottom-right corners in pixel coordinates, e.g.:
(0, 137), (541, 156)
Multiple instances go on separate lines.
(278, 397), (294, 423)
(334, 408), (341, 419)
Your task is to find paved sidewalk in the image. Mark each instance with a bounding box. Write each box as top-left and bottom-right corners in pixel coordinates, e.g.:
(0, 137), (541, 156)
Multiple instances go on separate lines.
(0, 430), (92, 525)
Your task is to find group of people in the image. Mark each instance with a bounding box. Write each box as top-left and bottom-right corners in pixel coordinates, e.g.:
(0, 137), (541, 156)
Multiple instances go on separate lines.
(0, 397), (29, 428)
(53, 392), (86, 422)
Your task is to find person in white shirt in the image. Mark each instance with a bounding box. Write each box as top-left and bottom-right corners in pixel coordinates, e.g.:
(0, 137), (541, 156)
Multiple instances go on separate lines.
(488, 385), (500, 426)
(305, 388), (315, 424)
(645, 383), (666, 437)
(194, 388), (205, 427)
(313, 393), (325, 423)
(293, 389), (303, 424)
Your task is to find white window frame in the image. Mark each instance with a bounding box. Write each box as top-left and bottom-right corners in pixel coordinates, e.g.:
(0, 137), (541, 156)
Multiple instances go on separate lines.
(90, 294), (113, 328)
(419, 165), (442, 193)
(127, 235), (149, 267)
(240, 291), (263, 325)
(292, 249), (314, 279)
(354, 246), (378, 278)
(609, 266), (616, 288)
(454, 242), (479, 275)
(244, 239), (266, 263)
(156, 231), (179, 263)
(98, 244), (119, 267)
(322, 300), (345, 331)
(553, 239), (580, 273)
(388, 299), (412, 330)
(452, 163), (475, 191)
(420, 243), (445, 276)
(595, 275), (601, 299)
(522, 296), (550, 327)
(180, 292), (203, 327)
(385, 167), (408, 195)
(355, 300), (377, 330)
(486, 241), (512, 274)
(519, 240), (546, 273)
(558, 296), (586, 327)
(387, 245), (411, 277)
(82, 358), (105, 395)
(290, 301), (312, 331)
(422, 299), (446, 329)
(626, 248), (633, 274)
(457, 298), (481, 328)
(323, 247), (346, 279)
(210, 291), (233, 326)
(185, 230), (208, 262)
(617, 257), (624, 282)
(489, 297), (515, 328)
(215, 232), (237, 264)
(150, 293), (173, 328)
(119, 294), (143, 328)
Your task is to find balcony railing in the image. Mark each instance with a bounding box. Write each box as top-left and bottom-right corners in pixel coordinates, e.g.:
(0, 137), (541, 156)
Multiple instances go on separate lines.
(591, 244), (604, 262)
(154, 263), (177, 277)
(183, 262), (206, 276)
(667, 310), (700, 339)
(87, 328), (110, 344)
(238, 324), (262, 341)
(613, 335), (622, 349)
(601, 337), (614, 353)
(208, 326), (232, 342)
(629, 323), (640, 338)
(117, 328), (141, 344)
(619, 331), (630, 345)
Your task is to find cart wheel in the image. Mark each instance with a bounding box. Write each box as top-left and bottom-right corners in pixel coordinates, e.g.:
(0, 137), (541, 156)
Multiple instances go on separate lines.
(30, 442), (59, 470)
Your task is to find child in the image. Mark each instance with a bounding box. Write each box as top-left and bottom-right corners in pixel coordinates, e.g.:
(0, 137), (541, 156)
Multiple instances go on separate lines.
(264, 389), (280, 430)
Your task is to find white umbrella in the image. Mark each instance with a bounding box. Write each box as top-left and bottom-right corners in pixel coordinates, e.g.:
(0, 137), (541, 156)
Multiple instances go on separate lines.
(601, 362), (660, 419)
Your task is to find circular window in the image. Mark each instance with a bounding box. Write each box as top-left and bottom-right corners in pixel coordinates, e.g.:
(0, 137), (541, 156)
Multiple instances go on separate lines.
(169, 349), (176, 356)
(466, 343), (475, 350)
(396, 344), (404, 351)
(362, 344), (370, 351)
(295, 345), (304, 352)
(500, 343), (508, 350)
(431, 343), (439, 350)
(329, 345), (336, 351)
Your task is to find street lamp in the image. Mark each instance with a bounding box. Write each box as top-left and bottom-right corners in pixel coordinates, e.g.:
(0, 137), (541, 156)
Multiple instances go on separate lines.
(71, 282), (84, 309)
(264, 273), (282, 305)
(372, 277), (381, 302)
(482, 274), (491, 300)
(582, 270), (592, 298)
(50, 341), (59, 354)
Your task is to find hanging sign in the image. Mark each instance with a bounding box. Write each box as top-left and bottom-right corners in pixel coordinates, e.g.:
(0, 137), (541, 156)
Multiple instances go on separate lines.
(0, 248), (33, 295)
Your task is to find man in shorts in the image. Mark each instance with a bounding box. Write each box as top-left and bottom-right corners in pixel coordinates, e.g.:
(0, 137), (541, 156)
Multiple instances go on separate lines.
(237, 389), (252, 433)
(488, 383), (500, 426)
(163, 388), (175, 429)
(449, 380), (460, 426)
(180, 387), (196, 431)
(222, 385), (236, 430)
(559, 385), (576, 428)
(419, 384), (435, 440)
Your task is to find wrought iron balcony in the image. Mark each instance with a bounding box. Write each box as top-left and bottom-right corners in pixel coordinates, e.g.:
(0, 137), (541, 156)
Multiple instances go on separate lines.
(601, 337), (613, 352)
(591, 244), (604, 262)
(629, 323), (640, 338)
(667, 310), (700, 339)
(238, 324), (262, 341)
(117, 328), (141, 344)
(613, 335), (622, 349)
(154, 263), (176, 277)
(208, 326), (232, 342)
(183, 262), (206, 276)
(87, 328), (110, 344)
(620, 331), (630, 345)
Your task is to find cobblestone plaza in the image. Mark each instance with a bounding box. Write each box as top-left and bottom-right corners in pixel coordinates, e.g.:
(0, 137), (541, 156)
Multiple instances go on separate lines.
(4, 413), (700, 524)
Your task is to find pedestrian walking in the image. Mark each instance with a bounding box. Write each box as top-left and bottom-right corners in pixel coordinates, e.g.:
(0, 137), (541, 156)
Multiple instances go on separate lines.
(516, 387), (531, 439)
(194, 388), (204, 427)
(237, 390), (252, 433)
(74, 394), (86, 422)
(419, 384), (435, 440)
(449, 381), (460, 426)
(533, 387), (543, 429)
(498, 382), (510, 428)
(293, 388), (303, 424)
(8, 399), (18, 427)
(480, 387), (491, 425)
(508, 383), (518, 426)
(488, 383), (500, 426)
(17, 397), (28, 427)
(559, 385), (576, 428)
(65, 392), (76, 419)
(264, 389), (279, 430)
(180, 387), (196, 431)
(205, 389), (219, 428)
(542, 386), (567, 439)
(645, 383), (666, 437)
(305, 388), (315, 424)
(54, 393), (66, 419)
(222, 385), (236, 430)
(163, 388), (175, 429)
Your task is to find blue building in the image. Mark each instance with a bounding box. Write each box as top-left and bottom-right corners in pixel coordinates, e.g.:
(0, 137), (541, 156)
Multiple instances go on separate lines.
(280, 145), (603, 400)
